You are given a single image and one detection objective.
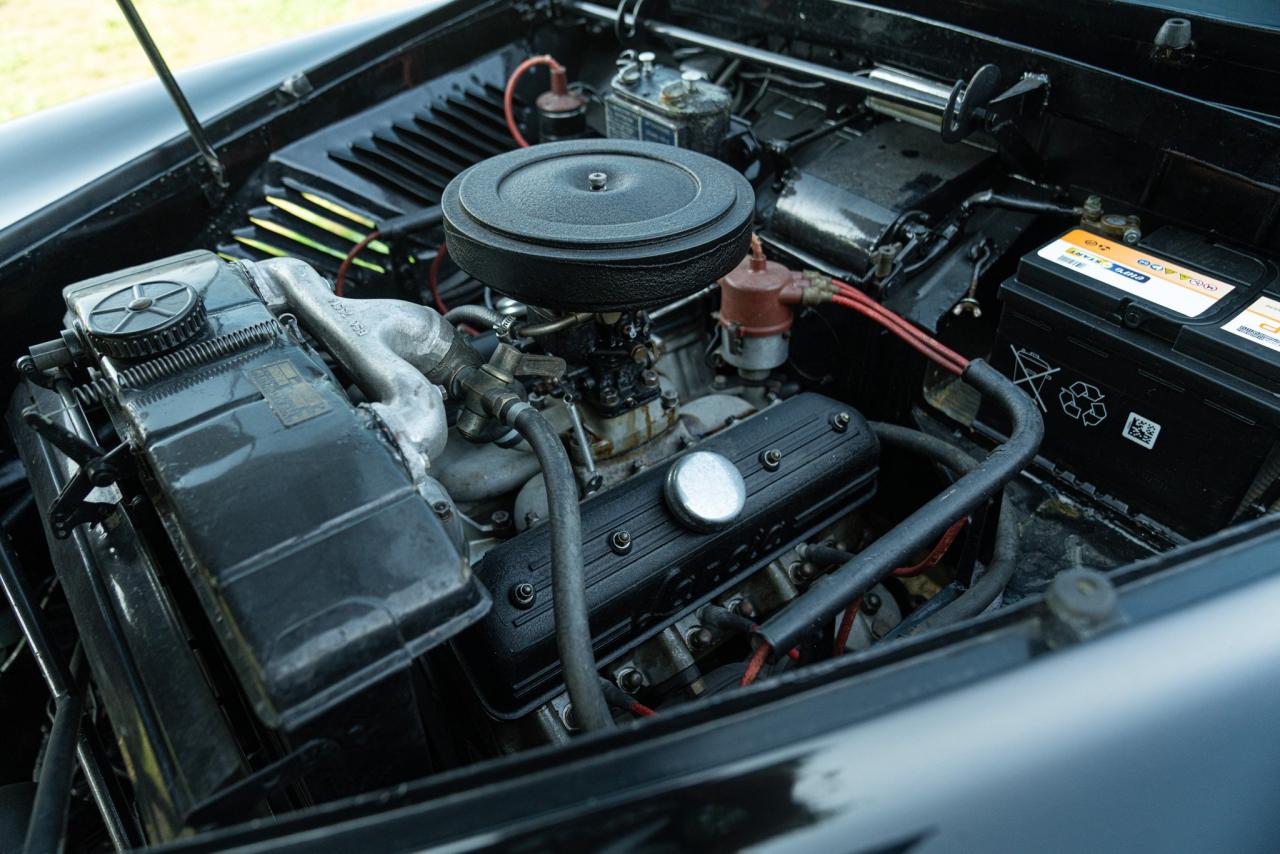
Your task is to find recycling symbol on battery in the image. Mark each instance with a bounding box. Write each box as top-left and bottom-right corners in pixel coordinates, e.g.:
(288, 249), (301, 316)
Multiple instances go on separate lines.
(1058, 381), (1108, 427)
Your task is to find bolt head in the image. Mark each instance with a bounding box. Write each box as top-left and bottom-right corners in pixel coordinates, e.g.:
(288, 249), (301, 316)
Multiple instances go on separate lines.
(760, 448), (783, 471)
(618, 669), (645, 693)
(831, 411), (851, 432)
(732, 598), (757, 619)
(687, 626), (714, 651)
(510, 582), (536, 609)
(610, 529), (633, 555)
(431, 500), (452, 521)
(790, 561), (815, 583)
(862, 592), (882, 615)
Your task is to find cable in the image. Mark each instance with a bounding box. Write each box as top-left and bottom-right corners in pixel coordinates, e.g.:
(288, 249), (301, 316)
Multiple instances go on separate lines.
(829, 281), (969, 374)
(833, 596), (862, 656)
(502, 404), (613, 731)
(427, 241), (449, 314)
(333, 229), (380, 297)
(740, 642), (771, 687)
(504, 55), (564, 148)
(894, 517), (968, 578)
(629, 701), (657, 717)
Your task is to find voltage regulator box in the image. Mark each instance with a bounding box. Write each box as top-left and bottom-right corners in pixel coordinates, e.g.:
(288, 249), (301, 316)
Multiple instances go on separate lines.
(987, 225), (1280, 537)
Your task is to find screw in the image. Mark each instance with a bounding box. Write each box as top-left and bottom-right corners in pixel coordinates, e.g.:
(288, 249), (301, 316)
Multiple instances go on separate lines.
(661, 388), (678, 410)
(686, 626), (714, 652)
(510, 582), (536, 609)
(831, 411), (851, 433)
(862, 592), (882, 615)
(491, 509), (511, 530)
(640, 369), (659, 387)
(431, 500), (452, 521)
(588, 171), (608, 191)
(790, 561), (816, 583)
(618, 668), (645, 693)
(611, 529), (633, 555)
(732, 598), (757, 620)
(760, 448), (782, 471)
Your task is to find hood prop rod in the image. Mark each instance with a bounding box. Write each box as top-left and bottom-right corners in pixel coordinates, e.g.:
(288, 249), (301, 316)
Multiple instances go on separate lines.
(115, 0), (228, 198)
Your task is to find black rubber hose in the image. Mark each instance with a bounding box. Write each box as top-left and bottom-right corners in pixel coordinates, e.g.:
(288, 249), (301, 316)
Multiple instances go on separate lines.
(444, 304), (503, 330)
(500, 402), (613, 731)
(912, 503), (1020, 631)
(755, 359), (1043, 656)
(23, 678), (83, 854)
(867, 423), (1023, 629)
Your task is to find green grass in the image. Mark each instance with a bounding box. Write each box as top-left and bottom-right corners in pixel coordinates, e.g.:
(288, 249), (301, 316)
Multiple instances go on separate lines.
(0, 0), (424, 124)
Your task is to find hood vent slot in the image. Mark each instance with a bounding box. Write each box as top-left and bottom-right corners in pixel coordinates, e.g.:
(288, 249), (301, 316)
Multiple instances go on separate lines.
(218, 52), (518, 290)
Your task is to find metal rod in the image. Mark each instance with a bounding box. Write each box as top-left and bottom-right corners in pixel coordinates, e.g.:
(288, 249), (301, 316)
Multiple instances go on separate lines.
(24, 662), (85, 854)
(115, 0), (227, 188)
(565, 1), (948, 113)
(0, 535), (133, 850)
(649, 283), (717, 321)
(563, 395), (598, 481)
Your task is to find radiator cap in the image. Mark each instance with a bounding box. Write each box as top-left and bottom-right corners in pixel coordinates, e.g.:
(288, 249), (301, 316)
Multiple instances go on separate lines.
(442, 139), (754, 310)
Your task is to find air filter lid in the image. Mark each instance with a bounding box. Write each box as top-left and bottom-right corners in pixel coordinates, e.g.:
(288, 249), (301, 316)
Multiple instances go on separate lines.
(442, 139), (754, 310)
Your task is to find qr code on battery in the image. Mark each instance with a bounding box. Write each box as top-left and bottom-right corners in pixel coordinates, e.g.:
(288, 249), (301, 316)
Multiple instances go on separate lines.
(1122, 412), (1161, 449)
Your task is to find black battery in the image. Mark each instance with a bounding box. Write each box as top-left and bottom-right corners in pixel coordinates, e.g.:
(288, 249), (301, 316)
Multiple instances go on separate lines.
(986, 225), (1280, 537)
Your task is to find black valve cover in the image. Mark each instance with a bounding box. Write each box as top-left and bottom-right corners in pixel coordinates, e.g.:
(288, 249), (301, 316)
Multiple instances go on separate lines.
(441, 139), (754, 310)
(453, 393), (879, 719)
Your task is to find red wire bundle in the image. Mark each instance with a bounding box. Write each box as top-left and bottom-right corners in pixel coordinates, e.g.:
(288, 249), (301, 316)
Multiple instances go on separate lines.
(830, 280), (969, 375)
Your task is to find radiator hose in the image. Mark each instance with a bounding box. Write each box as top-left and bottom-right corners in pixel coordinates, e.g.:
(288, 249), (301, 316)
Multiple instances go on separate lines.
(753, 359), (1043, 657)
(498, 401), (613, 731)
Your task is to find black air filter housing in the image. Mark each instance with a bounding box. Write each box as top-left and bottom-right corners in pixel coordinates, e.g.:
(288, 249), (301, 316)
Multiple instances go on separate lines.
(441, 139), (755, 310)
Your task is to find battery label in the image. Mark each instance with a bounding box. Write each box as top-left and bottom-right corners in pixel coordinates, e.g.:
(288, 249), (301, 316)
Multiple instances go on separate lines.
(1038, 229), (1235, 317)
(1221, 295), (1280, 354)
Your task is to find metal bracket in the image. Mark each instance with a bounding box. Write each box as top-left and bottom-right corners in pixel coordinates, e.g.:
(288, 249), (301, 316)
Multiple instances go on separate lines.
(941, 66), (1049, 173)
(22, 408), (130, 539)
(488, 342), (567, 380)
